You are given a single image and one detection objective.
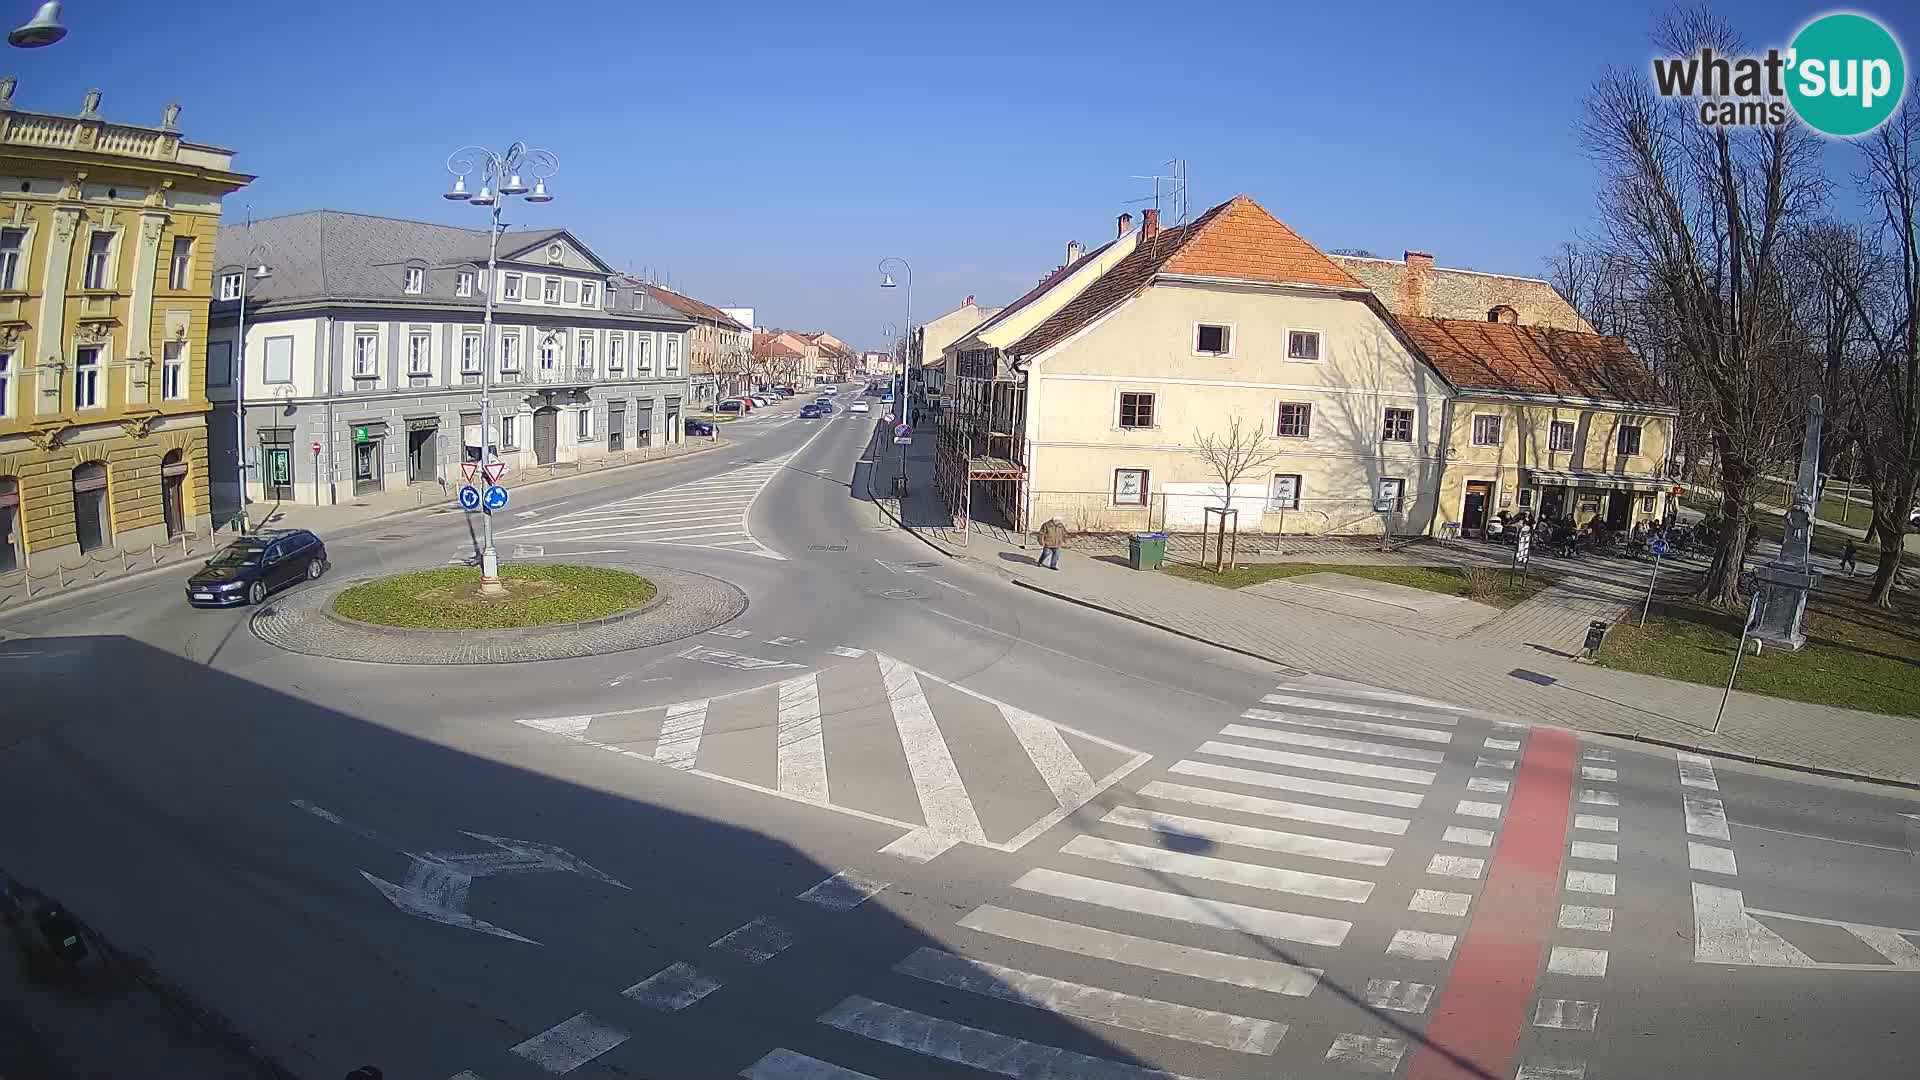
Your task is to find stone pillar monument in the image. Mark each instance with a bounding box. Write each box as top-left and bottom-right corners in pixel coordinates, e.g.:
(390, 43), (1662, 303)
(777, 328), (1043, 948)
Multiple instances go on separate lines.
(1751, 395), (1823, 650)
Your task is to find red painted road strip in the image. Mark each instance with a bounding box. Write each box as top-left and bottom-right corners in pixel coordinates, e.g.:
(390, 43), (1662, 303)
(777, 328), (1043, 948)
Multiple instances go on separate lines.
(1408, 727), (1578, 1080)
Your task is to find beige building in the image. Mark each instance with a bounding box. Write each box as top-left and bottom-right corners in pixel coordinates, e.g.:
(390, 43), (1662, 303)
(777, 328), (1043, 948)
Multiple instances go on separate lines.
(0, 84), (250, 576)
(914, 294), (1002, 407)
(639, 282), (751, 401)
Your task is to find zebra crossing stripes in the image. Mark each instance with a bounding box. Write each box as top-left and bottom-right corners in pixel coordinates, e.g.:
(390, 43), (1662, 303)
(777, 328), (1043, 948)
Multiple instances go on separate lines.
(956, 904), (1324, 996)
(497, 455), (793, 558)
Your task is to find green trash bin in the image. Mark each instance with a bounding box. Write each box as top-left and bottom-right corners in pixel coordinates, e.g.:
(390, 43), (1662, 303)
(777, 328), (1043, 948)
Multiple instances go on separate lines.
(1128, 532), (1168, 570)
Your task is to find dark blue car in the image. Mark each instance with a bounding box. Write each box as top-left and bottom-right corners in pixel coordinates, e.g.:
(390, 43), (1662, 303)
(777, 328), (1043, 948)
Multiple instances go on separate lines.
(799, 403), (824, 418)
(685, 417), (716, 437)
(186, 529), (329, 608)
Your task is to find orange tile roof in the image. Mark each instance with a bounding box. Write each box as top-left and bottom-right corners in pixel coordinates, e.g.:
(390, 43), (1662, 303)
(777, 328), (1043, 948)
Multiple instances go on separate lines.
(1391, 316), (1668, 407)
(631, 280), (750, 329)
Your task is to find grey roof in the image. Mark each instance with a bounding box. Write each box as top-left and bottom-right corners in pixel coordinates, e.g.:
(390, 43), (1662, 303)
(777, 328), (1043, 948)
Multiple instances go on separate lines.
(211, 211), (675, 321)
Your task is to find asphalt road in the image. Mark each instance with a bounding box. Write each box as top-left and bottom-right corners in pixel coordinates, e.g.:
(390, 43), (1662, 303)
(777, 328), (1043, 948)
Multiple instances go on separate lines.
(2, 390), (1916, 1080)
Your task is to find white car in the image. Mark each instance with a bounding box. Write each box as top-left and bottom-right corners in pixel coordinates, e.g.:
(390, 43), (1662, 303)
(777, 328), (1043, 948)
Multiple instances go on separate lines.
(821, 385), (839, 396)
(850, 400), (870, 414)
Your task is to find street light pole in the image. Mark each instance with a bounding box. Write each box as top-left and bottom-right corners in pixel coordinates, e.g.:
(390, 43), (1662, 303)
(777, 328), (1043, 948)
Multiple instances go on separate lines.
(445, 142), (556, 595)
(879, 257), (911, 492)
(233, 226), (271, 533)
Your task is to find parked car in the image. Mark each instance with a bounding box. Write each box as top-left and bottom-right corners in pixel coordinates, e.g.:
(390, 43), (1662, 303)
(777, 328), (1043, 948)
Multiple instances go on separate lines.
(717, 398), (745, 413)
(186, 529), (328, 608)
(752, 394), (772, 406)
(799, 403), (825, 419)
(774, 386), (796, 396)
(685, 417), (716, 437)
(850, 400), (870, 414)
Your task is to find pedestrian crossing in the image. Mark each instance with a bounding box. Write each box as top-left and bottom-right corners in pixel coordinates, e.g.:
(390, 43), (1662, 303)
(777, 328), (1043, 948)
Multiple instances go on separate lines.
(749, 674), (1530, 1079)
(515, 651), (1151, 854)
(496, 455), (794, 559)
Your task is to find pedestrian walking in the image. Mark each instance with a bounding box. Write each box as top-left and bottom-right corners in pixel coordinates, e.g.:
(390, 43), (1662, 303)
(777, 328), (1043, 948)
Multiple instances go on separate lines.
(1841, 539), (1858, 577)
(1036, 517), (1068, 570)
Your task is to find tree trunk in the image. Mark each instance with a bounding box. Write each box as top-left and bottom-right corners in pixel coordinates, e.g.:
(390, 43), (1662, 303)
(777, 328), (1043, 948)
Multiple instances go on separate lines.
(1867, 508), (1906, 608)
(1697, 473), (1752, 608)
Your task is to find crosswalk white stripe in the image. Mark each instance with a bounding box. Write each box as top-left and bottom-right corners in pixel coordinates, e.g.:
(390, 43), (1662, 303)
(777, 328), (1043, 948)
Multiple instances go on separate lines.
(520, 528), (750, 546)
(1197, 740), (1436, 786)
(880, 653), (986, 842)
(741, 1048), (881, 1080)
(1240, 707), (1453, 744)
(1061, 835), (1376, 902)
(623, 961), (724, 1011)
(1218, 723), (1446, 764)
(819, 995), (1212, 1080)
(1136, 780), (1410, 835)
(1014, 867), (1351, 946)
(524, 506), (754, 528)
(654, 699), (709, 770)
(516, 516), (741, 538)
(1168, 759), (1425, 808)
(998, 702), (1096, 808)
(1100, 805), (1395, 866)
(957, 904), (1323, 996)
(1677, 751), (1720, 790)
(1272, 682), (1475, 712)
(1259, 692), (1459, 726)
(776, 674), (829, 804)
(894, 947), (1288, 1054)
(509, 1012), (629, 1073)
(1684, 795), (1731, 840)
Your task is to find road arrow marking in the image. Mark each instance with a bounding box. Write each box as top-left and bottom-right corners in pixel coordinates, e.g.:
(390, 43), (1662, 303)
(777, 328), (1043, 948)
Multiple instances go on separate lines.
(516, 510), (540, 518)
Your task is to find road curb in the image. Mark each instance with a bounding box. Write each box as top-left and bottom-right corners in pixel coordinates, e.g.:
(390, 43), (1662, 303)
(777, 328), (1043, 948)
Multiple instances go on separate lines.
(1005, 576), (1920, 793)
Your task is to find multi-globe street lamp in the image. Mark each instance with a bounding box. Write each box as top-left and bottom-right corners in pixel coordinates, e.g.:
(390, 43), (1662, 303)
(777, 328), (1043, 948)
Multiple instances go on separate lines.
(878, 258), (911, 492)
(443, 142), (556, 595)
(232, 239), (271, 528)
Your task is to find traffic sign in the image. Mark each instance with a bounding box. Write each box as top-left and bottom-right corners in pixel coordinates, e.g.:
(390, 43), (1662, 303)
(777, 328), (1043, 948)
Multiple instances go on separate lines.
(895, 423), (912, 438)
(483, 485), (510, 511)
(1650, 536), (1670, 557)
(882, 413), (895, 424)
(460, 461), (478, 483)
(482, 461), (509, 484)
(310, 440), (321, 455)
(457, 485), (482, 512)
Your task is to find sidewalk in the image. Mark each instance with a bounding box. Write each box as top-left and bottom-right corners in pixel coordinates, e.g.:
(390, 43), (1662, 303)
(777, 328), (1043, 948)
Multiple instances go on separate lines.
(873, 427), (1920, 787)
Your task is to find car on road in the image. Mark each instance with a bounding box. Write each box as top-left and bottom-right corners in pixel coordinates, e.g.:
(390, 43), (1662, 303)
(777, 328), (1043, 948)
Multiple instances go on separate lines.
(821, 385), (839, 396)
(717, 398), (745, 413)
(685, 417), (716, 437)
(849, 400), (870, 414)
(799, 403), (825, 419)
(186, 529), (329, 608)
(774, 386), (796, 396)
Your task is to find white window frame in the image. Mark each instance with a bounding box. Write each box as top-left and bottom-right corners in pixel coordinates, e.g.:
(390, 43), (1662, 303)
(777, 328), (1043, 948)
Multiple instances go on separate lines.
(1616, 423), (1643, 457)
(1269, 473), (1302, 511)
(262, 334), (295, 384)
(1111, 467), (1149, 508)
(402, 267), (424, 294)
(1471, 413), (1504, 447)
(82, 230), (116, 290)
(461, 332), (483, 374)
(540, 333), (562, 372)
(74, 345), (103, 408)
(1285, 328), (1324, 362)
(0, 348), (14, 417)
(1382, 406), (1414, 443)
(353, 332), (380, 378)
(608, 333), (625, 374)
(501, 414), (518, 448)
(161, 340), (186, 400)
(1549, 419), (1576, 452)
(577, 332), (596, 373)
(579, 282), (597, 307)
(1275, 401), (1312, 439)
(499, 332), (522, 372)
(408, 331), (432, 375)
(542, 277), (561, 304)
(1378, 477), (1407, 512)
(219, 272), (242, 301)
(576, 406), (593, 440)
(665, 335), (682, 376)
(1116, 390), (1156, 430)
(1192, 321), (1234, 357)
(502, 273), (522, 300)
(636, 333), (654, 376)
(168, 236), (193, 291)
(455, 271), (474, 297)
(0, 227), (25, 291)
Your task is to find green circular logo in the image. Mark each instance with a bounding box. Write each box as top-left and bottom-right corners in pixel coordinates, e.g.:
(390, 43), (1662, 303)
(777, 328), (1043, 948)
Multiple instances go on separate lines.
(1787, 13), (1906, 137)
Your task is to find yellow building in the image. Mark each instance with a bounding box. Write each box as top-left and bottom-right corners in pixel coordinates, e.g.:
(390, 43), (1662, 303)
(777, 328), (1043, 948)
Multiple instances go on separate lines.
(0, 83), (251, 575)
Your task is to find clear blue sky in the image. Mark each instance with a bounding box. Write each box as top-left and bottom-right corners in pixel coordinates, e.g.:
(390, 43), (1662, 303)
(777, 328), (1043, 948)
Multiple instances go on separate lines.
(10, 1), (1912, 349)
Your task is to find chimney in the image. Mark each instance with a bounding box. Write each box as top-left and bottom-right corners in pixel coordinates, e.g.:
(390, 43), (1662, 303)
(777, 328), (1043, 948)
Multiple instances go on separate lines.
(1117, 212), (1133, 238)
(1403, 251), (1434, 317)
(1141, 208), (1159, 242)
(1065, 240), (1082, 265)
(963, 294), (975, 307)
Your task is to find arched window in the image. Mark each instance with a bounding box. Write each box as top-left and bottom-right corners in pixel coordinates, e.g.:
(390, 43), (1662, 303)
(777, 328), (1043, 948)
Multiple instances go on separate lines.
(161, 450), (189, 538)
(0, 475), (21, 574)
(540, 333), (562, 372)
(72, 462), (110, 554)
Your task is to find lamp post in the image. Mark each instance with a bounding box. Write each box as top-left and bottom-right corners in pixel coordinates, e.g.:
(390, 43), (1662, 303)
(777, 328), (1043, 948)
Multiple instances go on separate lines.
(444, 142), (556, 596)
(879, 258), (911, 491)
(6, 1), (64, 47)
(233, 234), (271, 531)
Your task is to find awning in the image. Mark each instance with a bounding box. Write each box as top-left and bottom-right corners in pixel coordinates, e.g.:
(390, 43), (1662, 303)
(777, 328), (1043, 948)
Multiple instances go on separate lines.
(1525, 469), (1669, 493)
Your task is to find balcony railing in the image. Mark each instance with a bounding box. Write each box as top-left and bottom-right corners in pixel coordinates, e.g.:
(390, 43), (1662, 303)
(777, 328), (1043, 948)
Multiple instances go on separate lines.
(0, 111), (176, 161)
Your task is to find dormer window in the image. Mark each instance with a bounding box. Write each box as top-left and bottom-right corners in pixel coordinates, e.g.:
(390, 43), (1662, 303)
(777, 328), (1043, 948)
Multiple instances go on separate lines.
(403, 267), (424, 294)
(580, 282), (597, 307)
(1488, 305), (1519, 324)
(547, 243), (564, 265)
(455, 270), (475, 297)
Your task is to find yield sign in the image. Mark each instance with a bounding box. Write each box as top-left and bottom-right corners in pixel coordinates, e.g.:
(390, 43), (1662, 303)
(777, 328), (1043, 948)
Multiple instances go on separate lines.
(460, 461), (478, 483)
(482, 461), (509, 484)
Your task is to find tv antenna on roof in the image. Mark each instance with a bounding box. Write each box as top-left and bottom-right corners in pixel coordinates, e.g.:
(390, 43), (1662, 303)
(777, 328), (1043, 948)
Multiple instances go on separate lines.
(1126, 158), (1189, 227)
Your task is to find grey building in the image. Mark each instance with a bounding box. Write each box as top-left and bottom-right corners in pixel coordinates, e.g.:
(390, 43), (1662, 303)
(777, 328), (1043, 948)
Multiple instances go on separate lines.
(207, 211), (694, 507)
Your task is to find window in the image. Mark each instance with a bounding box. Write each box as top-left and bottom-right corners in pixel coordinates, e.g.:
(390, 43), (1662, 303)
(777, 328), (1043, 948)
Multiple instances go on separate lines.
(83, 231), (114, 289)
(71, 462), (109, 554)
(262, 335), (293, 384)
(636, 334), (654, 375)
(1617, 424), (1643, 456)
(1549, 419), (1576, 452)
(1518, 488), (1534, 510)
(665, 335), (682, 375)
(1118, 391), (1155, 429)
(1377, 477), (1406, 512)
(0, 350), (12, 416)
(219, 272), (242, 300)
(1287, 330), (1322, 361)
(499, 333), (521, 371)
(501, 414), (518, 448)
(577, 407), (592, 440)
(1112, 468), (1149, 507)
(408, 332), (431, 375)
(461, 333), (482, 374)
(540, 334), (561, 371)
(580, 282), (596, 307)
(353, 332), (379, 377)
(1269, 474), (1302, 511)
(1382, 407), (1413, 442)
(1471, 414), (1503, 447)
(1640, 492), (1655, 512)
(74, 346), (101, 408)
(160, 340), (186, 399)
(542, 278), (560, 304)
(577, 333), (595, 373)
(0, 228), (23, 290)
(159, 236), (191, 290)
(502, 273), (522, 300)
(403, 267), (423, 294)
(1194, 323), (1231, 356)
(1276, 402), (1312, 438)
(456, 271), (474, 297)
(608, 334), (625, 374)
(207, 341), (232, 386)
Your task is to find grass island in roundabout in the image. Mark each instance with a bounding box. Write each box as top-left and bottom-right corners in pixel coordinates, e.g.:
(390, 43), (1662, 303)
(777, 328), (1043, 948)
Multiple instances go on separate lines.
(330, 564), (657, 631)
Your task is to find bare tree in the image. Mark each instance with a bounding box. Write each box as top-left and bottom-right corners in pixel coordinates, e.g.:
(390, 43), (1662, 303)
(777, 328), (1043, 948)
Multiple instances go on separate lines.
(1578, 7), (1829, 608)
(1192, 415), (1293, 567)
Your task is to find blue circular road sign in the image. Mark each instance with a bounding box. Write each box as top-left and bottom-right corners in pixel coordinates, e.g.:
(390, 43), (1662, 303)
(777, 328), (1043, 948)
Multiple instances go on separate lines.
(483, 484), (510, 511)
(1650, 537), (1669, 556)
(458, 485), (482, 511)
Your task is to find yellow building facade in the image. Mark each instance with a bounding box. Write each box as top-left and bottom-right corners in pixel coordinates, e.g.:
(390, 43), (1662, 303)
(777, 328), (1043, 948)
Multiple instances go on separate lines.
(0, 84), (250, 575)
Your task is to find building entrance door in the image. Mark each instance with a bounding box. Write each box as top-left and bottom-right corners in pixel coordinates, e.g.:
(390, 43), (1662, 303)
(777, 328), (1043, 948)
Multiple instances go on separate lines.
(353, 440), (382, 496)
(1606, 491), (1633, 530)
(407, 423), (438, 483)
(1462, 480), (1494, 538)
(533, 407), (559, 465)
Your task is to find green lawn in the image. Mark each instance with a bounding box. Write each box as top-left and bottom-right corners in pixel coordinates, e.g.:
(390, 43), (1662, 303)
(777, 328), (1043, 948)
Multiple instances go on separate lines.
(1596, 582), (1920, 717)
(1164, 561), (1554, 609)
(332, 564), (656, 630)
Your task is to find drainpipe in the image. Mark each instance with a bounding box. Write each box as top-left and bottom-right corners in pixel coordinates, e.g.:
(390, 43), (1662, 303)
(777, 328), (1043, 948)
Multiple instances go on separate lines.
(1433, 393), (1456, 537)
(322, 316), (337, 505)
